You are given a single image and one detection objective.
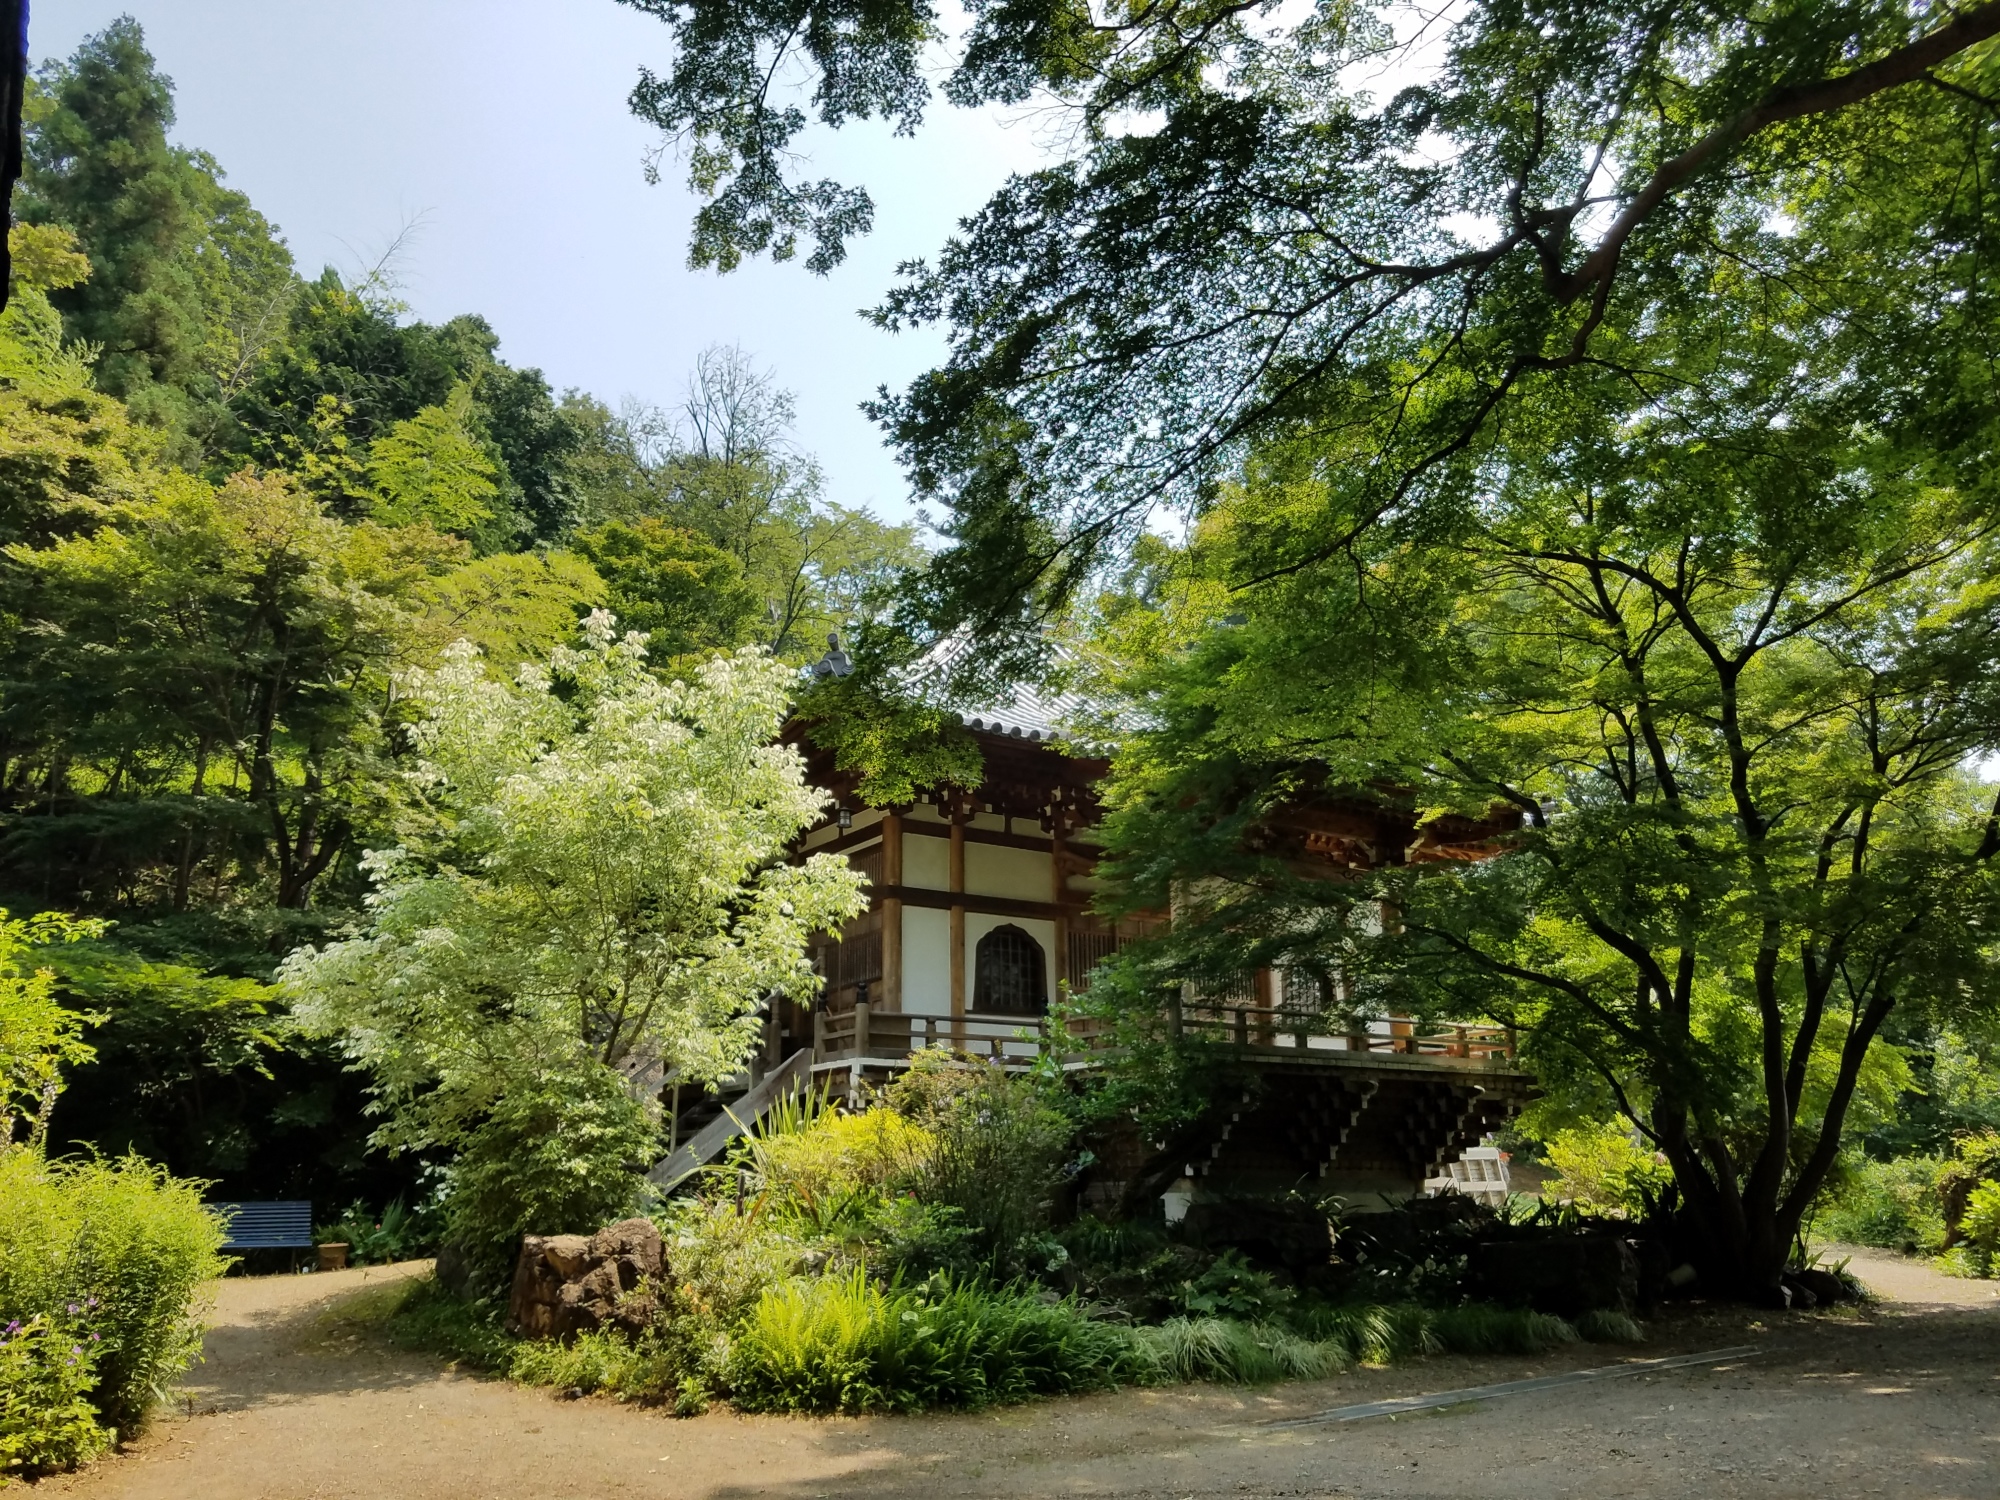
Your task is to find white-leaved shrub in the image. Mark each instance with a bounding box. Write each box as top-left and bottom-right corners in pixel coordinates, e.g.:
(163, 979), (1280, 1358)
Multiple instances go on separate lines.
(283, 613), (866, 1278)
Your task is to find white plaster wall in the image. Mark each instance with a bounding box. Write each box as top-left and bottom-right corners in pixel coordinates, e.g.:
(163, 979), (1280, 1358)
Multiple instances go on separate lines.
(900, 905), (952, 1016)
(964, 912), (1058, 1012)
(964, 842), (1052, 902)
(902, 832), (950, 891)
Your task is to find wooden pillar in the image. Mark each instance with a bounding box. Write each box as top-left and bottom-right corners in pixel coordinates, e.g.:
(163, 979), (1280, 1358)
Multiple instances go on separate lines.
(881, 811), (903, 1012)
(949, 816), (966, 1020)
(1051, 821), (1069, 998)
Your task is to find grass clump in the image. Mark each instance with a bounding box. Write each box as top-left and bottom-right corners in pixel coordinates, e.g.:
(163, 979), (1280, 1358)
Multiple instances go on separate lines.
(1132, 1317), (1346, 1383)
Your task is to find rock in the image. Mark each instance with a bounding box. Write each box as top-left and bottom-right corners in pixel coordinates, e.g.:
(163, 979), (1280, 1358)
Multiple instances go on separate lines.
(541, 1234), (594, 1282)
(1468, 1235), (1641, 1316)
(507, 1221), (669, 1340)
(1787, 1267), (1847, 1308)
(589, 1218), (665, 1279)
(507, 1235), (570, 1339)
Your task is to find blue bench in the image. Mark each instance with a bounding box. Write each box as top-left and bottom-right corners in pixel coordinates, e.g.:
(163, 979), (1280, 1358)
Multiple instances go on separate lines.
(210, 1200), (314, 1251)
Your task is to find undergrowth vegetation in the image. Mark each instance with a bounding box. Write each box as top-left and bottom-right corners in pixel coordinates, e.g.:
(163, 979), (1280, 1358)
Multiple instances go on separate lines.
(390, 1056), (1649, 1416)
(1815, 1131), (2000, 1278)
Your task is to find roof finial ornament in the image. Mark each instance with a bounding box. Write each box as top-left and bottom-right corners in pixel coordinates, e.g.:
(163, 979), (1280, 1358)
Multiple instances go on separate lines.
(811, 630), (853, 680)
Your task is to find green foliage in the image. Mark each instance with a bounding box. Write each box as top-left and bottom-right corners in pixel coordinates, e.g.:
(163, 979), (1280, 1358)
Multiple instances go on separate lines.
(367, 384), (502, 538)
(1132, 1317), (1345, 1384)
(1541, 1126), (1676, 1218)
(737, 1093), (933, 1237)
(1817, 1154), (1951, 1253)
(285, 621), (866, 1245)
(569, 518), (757, 658)
(437, 1064), (660, 1290)
(3, 466), (467, 914)
(507, 1324), (683, 1404)
(565, 347), (926, 662)
(315, 1197), (441, 1266)
(1958, 1183), (2000, 1256)
(884, 1053), (1073, 1275)
(21, 17), (296, 447)
(0, 913), (103, 1149)
(1175, 1249), (1293, 1322)
(725, 1269), (1144, 1414)
(0, 1150), (227, 1436)
(383, 1275), (519, 1371)
(0, 1313), (110, 1480)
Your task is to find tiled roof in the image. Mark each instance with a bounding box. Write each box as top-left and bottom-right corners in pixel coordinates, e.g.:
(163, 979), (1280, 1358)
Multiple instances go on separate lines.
(810, 630), (1102, 748)
(920, 632), (1099, 746)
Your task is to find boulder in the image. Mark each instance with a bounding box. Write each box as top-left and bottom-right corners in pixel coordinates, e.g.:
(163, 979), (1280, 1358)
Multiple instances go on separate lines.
(541, 1234), (594, 1281)
(507, 1222), (667, 1340)
(590, 1218), (664, 1277)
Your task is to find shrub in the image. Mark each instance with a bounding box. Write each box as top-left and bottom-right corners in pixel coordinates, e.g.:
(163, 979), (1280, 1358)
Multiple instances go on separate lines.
(1541, 1124), (1674, 1216)
(1939, 1182), (2000, 1278)
(0, 1150), (226, 1438)
(437, 1063), (661, 1291)
(1176, 1249), (1294, 1322)
(885, 1053), (1072, 1274)
(509, 1325), (683, 1401)
(0, 1313), (109, 1479)
(1817, 1154), (1950, 1252)
(726, 1269), (1145, 1413)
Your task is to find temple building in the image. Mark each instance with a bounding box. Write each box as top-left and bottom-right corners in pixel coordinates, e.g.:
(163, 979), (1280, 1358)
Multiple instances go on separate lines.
(652, 641), (1533, 1214)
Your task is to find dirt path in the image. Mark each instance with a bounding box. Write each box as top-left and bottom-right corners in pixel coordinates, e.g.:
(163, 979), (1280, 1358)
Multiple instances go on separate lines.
(42, 1252), (1999, 1500)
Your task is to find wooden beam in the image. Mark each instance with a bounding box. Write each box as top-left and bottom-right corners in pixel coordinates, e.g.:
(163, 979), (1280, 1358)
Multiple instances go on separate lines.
(881, 810), (903, 1012)
(949, 818), (966, 1019)
(873, 884), (1077, 923)
(1052, 822), (1069, 997)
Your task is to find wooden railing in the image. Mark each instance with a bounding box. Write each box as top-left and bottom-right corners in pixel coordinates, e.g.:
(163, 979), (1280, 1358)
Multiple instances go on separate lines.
(814, 1004), (1052, 1065)
(810, 999), (1513, 1067)
(1171, 1000), (1515, 1062)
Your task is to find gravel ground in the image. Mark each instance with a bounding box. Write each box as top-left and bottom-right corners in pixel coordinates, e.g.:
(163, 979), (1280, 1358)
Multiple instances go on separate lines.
(40, 1245), (1999, 1500)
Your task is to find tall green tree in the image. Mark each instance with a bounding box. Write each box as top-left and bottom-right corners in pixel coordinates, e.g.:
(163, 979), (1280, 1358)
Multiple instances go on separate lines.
(572, 345), (923, 658)
(1073, 174), (2000, 1294)
(621, 0), (2000, 648)
(0, 469), (462, 916)
(20, 18), (294, 453)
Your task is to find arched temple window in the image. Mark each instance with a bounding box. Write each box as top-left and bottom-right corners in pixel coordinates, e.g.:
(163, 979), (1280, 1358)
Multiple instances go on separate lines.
(973, 925), (1047, 1016)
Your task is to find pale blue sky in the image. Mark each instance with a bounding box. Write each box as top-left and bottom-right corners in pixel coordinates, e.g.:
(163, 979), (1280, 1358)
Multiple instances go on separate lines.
(34, 0), (1052, 520)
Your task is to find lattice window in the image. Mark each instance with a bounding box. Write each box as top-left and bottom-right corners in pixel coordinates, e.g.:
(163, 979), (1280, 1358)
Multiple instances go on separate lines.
(1280, 966), (1332, 1015)
(974, 925), (1047, 1015)
(1066, 929), (1121, 994)
(809, 921), (882, 1008)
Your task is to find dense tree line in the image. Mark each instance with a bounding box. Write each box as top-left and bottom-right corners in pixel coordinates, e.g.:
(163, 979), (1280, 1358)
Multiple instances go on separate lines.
(3, 19), (915, 1206)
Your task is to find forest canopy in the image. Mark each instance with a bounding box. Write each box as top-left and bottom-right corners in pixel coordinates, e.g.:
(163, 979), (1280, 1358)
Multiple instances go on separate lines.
(1, 17), (917, 1210)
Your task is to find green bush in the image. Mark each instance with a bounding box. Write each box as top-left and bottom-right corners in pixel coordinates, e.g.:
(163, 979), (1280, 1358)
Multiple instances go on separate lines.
(0, 1313), (109, 1478)
(885, 1054), (1072, 1275)
(438, 1064), (661, 1292)
(725, 1269), (1145, 1413)
(1817, 1154), (1950, 1252)
(0, 1150), (225, 1441)
(1541, 1124), (1675, 1216)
